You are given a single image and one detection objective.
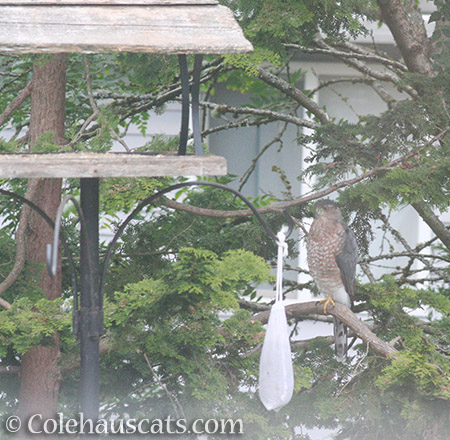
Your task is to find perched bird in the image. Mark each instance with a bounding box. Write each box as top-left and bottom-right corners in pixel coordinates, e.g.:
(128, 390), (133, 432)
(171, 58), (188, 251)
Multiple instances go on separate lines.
(306, 199), (358, 361)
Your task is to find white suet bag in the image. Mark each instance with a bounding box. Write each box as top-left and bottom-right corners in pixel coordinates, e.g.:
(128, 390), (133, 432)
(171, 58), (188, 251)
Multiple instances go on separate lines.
(258, 229), (294, 411)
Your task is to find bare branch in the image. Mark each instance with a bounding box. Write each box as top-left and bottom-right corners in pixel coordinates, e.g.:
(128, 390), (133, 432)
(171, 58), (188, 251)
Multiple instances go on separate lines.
(0, 80), (32, 128)
(412, 202), (450, 252)
(0, 179), (40, 309)
(68, 56), (99, 146)
(337, 342), (371, 396)
(0, 297), (11, 309)
(360, 262), (377, 284)
(110, 129), (131, 153)
(284, 43), (408, 72)
(0, 67), (31, 94)
(378, 212), (450, 282)
(68, 112), (98, 147)
(370, 81), (399, 108)
(361, 251), (450, 265)
(239, 299), (270, 313)
(257, 67), (331, 124)
(339, 40), (397, 62)
(307, 77), (373, 97)
(310, 39), (418, 97)
(143, 352), (186, 420)
(74, 60), (227, 144)
(119, 62), (227, 121)
(254, 301), (398, 358)
(239, 121), (289, 191)
(202, 101), (318, 130)
(158, 127), (448, 219)
(201, 117), (272, 137)
(83, 55), (99, 114)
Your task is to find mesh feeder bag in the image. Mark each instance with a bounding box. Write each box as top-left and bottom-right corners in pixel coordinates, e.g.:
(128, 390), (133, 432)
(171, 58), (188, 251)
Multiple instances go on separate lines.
(258, 230), (294, 411)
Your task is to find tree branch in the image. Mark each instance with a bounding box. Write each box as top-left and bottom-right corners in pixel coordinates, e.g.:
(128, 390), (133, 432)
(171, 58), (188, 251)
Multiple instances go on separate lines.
(307, 77), (374, 97)
(75, 62), (227, 143)
(57, 300), (395, 376)
(284, 43), (408, 72)
(239, 121), (290, 191)
(158, 128), (448, 219)
(257, 67), (331, 124)
(0, 179), (40, 309)
(119, 62), (226, 122)
(377, 0), (434, 76)
(254, 301), (398, 358)
(412, 202), (450, 252)
(361, 251), (450, 265)
(0, 80), (33, 128)
(202, 101), (318, 130)
(201, 116), (272, 138)
(244, 335), (335, 358)
(308, 39), (418, 97)
(378, 212), (450, 283)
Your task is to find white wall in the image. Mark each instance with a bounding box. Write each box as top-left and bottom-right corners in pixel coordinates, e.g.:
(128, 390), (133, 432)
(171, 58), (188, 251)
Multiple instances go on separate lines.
(208, 85), (304, 199)
(207, 56), (444, 305)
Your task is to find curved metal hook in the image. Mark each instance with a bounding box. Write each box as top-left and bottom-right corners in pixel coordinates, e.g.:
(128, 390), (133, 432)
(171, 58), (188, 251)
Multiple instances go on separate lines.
(100, 180), (294, 297)
(282, 209), (296, 240)
(46, 195), (93, 277)
(46, 194), (98, 339)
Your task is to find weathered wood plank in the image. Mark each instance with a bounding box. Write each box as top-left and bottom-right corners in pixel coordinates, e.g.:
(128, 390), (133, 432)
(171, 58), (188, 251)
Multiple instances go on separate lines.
(0, 153), (227, 177)
(0, 4), (252, 54)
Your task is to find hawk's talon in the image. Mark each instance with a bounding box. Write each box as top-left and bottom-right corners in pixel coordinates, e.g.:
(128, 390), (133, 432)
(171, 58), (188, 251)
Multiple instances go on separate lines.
(319, 296), (335, 314)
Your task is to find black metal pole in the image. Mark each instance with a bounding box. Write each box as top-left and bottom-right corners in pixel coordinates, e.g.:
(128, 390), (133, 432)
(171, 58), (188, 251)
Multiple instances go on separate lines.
(34, 177), (295, 432)
(191, 54), (204, 156)
(79, 178), (101, 430)
(178, 54), (189, 155)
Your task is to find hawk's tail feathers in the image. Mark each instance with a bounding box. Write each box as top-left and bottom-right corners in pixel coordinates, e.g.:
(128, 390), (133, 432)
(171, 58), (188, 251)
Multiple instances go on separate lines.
(333, 317), (347, 362)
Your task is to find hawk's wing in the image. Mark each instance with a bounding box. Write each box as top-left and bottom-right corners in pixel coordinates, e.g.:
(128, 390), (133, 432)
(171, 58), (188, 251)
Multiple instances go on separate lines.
(335, 222), (358, 307)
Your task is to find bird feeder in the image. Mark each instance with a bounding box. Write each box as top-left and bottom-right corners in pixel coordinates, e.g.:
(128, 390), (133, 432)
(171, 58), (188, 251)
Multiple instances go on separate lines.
(0, 0), (252, 424)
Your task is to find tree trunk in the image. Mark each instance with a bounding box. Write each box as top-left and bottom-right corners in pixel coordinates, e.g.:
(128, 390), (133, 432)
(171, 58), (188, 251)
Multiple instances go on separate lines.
(377, 0), (434, 76)
(17, 54), (67, 433)
(412, 202), (450, 252)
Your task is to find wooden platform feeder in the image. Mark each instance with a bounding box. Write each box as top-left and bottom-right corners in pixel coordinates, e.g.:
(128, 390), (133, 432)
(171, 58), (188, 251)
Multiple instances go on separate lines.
(0, 0), (253, 177)
(0, 0), (252, 425)
(0, 0), (252, 55)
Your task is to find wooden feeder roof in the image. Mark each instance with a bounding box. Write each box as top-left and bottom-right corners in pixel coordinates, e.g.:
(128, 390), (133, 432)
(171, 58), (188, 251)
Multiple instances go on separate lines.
(0, 1), (241, 178)
(0, 0), (253, 54)
(0, 153), (227, 178)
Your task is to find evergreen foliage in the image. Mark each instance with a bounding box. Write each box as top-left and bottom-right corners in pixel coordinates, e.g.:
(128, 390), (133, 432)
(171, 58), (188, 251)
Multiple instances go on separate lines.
(0, 0), (449, 438)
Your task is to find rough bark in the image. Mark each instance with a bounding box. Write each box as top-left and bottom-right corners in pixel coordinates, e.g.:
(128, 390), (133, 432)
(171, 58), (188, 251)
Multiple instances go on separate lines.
(17, 55), (67, 431)
(377, 0), (434, 76)
(412, 202), (450, 252)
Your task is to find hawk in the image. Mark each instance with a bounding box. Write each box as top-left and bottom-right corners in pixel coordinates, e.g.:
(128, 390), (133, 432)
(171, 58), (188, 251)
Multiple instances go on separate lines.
(306, 199), (358, 361)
